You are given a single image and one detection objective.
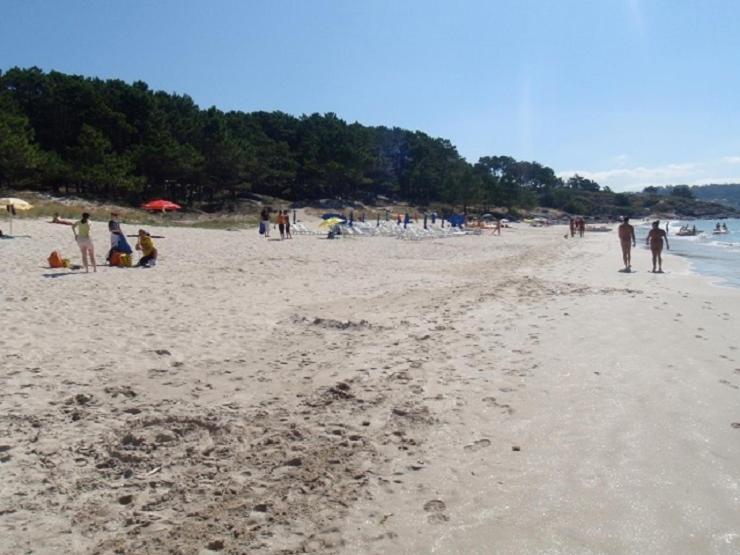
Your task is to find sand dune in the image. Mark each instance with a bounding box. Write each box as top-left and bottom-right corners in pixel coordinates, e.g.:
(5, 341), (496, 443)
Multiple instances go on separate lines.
(1, 218), (738, 554)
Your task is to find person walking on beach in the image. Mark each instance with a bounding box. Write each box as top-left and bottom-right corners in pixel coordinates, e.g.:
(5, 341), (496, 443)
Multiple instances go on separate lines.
(260, 208), (270, 238)
(569, 218), (576, 237)
(72, 212), (97, 273)
(618, 217), (636, 271)
(578, 217), (586, 237)
(646, 220), (669, 273)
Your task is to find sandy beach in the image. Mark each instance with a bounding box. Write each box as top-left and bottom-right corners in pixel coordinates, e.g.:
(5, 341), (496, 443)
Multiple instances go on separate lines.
(1, 218), (739, 555)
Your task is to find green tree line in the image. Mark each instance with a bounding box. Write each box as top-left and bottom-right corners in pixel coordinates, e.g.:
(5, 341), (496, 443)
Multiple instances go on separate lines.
(3, 66), (731, 218)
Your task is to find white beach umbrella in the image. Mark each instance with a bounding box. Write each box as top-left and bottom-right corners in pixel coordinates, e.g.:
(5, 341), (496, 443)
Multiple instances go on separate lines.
(0, 197), (33, 235)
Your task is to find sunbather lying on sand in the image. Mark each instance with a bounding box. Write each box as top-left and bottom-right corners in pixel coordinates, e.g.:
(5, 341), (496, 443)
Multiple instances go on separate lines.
(51, 213), (75, 225)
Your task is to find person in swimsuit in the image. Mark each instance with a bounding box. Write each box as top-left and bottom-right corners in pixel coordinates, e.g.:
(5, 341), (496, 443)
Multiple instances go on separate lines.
(277, 210), (285, 239)
(284, 210), (292, 239)
(51, 213), (74, 225)
(578, 217), (586, 237)
(646, 220), (669, 273)
(72, 212), (97, 273)
(618, 217), (636, 271)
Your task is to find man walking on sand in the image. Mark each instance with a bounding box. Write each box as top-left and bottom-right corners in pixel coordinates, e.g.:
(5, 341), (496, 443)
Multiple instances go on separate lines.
(618, 217), (636, 271)
(646, 220), (670, 273)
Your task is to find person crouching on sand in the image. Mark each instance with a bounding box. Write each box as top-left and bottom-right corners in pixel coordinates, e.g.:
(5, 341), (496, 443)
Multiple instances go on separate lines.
(135, 229), (158, 267)
(107, 213), (132, 263)
(618, 217), (636, 271)
(646, 220), (669, 273)
(72, 212), (97, 273)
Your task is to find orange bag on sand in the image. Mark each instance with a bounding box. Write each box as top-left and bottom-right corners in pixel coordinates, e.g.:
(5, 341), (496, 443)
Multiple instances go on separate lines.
(109, 252), (123, 267)
(48, 251), (65, 268)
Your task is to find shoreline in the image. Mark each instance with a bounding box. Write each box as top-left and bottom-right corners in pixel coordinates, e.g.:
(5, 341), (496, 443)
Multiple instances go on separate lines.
(1, 219), (738, 554)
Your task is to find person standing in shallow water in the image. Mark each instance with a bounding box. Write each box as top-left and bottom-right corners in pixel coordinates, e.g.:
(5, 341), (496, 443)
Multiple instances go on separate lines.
(646, 220), (669, 273)
(618, 217), (636, 271)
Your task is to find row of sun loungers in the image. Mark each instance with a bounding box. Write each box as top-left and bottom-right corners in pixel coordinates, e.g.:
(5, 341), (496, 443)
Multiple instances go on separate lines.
(329, 221), (479, 240)
(286, 221), (481, 240)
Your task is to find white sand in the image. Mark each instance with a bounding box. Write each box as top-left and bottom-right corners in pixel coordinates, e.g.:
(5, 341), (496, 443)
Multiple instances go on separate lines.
(1, 218), (738, 554)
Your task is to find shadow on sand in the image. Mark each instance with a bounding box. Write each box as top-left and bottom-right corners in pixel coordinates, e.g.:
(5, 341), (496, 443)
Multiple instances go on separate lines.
(42, 272), (84, 278)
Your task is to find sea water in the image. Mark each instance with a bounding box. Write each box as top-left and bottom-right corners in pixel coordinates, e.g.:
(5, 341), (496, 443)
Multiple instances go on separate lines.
(658, 218), (740, 288)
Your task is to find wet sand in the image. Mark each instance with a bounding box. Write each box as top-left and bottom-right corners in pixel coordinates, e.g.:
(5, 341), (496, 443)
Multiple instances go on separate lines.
(1, 218), (738, 554)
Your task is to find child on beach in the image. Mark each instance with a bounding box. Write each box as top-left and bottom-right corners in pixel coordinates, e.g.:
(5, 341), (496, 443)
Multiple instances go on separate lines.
(107, 213), (132, 263)
(72, 212), (97, 273)
(135, 229), (158, 267)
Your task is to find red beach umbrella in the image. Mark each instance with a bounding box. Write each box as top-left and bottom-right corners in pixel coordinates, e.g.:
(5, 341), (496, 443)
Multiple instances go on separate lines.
(141, 199), (182, 212)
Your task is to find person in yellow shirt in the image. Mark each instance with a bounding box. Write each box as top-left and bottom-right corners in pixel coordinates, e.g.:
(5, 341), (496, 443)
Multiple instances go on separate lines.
(72, 212), (97, 273)
(135, 229), (158, 267)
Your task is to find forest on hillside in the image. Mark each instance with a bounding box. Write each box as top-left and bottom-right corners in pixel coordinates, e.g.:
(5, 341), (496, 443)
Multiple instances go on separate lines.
(0, 67), (736, 218)
(645, 184), (740, 210)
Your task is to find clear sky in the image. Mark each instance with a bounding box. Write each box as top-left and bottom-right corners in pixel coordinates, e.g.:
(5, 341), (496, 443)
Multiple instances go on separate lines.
(2, 0), (740, 191)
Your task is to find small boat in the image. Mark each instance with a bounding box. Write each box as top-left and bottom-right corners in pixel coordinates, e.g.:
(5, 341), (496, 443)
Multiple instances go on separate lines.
(712, 229), (729, 235)
(585, 225), (612, 232)
(676, 226), (701, 236)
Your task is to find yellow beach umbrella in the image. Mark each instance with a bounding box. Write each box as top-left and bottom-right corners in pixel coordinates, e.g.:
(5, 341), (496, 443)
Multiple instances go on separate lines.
(0, 197), (33, 235)
(0, 197), (33, 211)
(319, 217), (344, 228)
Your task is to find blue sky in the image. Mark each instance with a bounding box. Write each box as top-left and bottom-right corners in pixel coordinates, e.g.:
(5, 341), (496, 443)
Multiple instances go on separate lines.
(2, 0), (740, 191)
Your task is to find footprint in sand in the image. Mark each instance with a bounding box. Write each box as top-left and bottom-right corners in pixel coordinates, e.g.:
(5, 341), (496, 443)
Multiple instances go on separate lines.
(424, 499), (446, 512)
(463, 439), (491, 452)
(427, 513), (450, 524)
(719, 379), (739, 390)
(731, 423), (740, 429)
